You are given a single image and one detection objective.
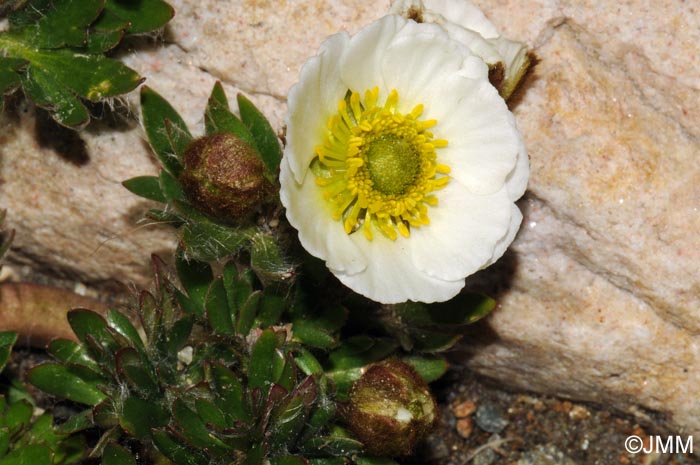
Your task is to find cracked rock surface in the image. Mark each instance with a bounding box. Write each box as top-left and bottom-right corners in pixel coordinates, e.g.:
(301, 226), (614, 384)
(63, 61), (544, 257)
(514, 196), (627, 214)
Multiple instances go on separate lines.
(2, 0), (700, 439)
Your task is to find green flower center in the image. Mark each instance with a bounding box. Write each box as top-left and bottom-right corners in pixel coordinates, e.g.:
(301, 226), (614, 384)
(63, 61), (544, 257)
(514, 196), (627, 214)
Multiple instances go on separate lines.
(312, 87), (450, 241)
(365, 135), (421, 195)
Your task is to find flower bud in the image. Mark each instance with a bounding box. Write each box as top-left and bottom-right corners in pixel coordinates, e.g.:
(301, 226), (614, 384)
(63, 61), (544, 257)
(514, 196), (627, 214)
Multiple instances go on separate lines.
(180, 133), (272, 223)
(344, 359), (438, 457)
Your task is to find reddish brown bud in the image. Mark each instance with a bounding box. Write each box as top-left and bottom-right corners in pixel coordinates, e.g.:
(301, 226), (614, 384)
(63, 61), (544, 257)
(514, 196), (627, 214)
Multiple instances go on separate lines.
(180, 133), (272, 223)
(344, 359), (438, 457)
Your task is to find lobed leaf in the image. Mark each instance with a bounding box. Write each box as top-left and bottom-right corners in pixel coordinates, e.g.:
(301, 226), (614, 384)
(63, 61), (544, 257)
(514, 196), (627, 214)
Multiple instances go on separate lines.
(96, 0), (174, 35)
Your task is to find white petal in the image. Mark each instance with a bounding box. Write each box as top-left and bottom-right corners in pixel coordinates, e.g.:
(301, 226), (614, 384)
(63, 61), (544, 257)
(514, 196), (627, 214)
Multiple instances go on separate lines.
(380, 20), (471, 113)
(436, 79), (521, 195)
(336, 232), (465, 304)
(279, 158), (367, 275)
(340, 15), (406, 96)
(421, 0), (499, 38)
(409, 182), (512, 281)
(505, 130), (529, 201)
(485, 203), (523, 267)
(285, 32), (348, 183)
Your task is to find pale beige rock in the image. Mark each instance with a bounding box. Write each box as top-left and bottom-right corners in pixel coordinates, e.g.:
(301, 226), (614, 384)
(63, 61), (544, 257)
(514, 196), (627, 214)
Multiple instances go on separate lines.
(2, 0), (700, 440)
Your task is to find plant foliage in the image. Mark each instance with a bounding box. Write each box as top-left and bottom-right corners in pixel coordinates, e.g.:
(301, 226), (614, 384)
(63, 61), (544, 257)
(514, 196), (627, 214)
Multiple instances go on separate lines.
(0, 0), (174, 127)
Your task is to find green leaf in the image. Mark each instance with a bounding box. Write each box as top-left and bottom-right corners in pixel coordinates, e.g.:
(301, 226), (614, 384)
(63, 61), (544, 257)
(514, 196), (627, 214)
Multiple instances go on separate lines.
(401, 355), (449, 383)
(208, 363), (249, 423)
(236, 291), (261, 336)
(67, 308), (121, 362)
(47, 339), (99, 372)
(4, 400), (32, 434)
(206, 278), (235, 336)
(122, 176), (166, 203)
(250, 232), (295, 286)
(0, 444), (52, 465)
(152, 429), (209, 465)
(28, 363), (107, 406)
(116, 348), (158, 397)
(119, 396), (169, 439)
(309, 459), (346, 465)
(300, 436), (363, 457)
(395, 294), (496, 326)
(0, 331), (17, 374)
(20, 65), (89, 127)
(102, 442), (137, 465)
(96, 0), (174, 35)
(256, 294), (285, 329)
(204, 82), (256, 146)
(176, 251), (214, 317)
(222, 261), (252, 319)
(292, 320), (336, 349)
(294, 349), (323, 376)
(248, 329), (277, 392)
(0, 58), (25, 97)
(17, 0), (103, 49)
(268, 377), (317, 453)
(165, 315), (195, 355)
(180, 221), (254, 262)
(237, 93), (281, 178)
(172, 399), (229, 453)
(141, 86), (191, 176)
(410, 329), (461, 353)
(106, 309), (147, 354)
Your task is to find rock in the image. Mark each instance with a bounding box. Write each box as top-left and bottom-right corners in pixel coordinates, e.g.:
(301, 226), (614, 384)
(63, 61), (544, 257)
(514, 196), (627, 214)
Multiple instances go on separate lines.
(474, 403), (509, 434)
(2, 0), (700, 443)
(517, 445), (578, 465)
(461, 0), (700, 440)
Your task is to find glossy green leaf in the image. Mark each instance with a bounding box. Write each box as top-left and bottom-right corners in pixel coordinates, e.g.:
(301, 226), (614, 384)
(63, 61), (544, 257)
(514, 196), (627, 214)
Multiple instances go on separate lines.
(96, 0), (174, 35)
(410, 329), (461, 353)
(206, 278), (235, 336)
(4, 400), (32, 434)
(300, 436), (363, 457)
(236, 291), (261, 336)
(256, 294), (285, 329)
(237, 93), (281, 178)
(20, 66), (89, 127)
(47, 339), (99, 372)
(28, 363), (107, 406)
(85, 29), (124, 53)
(204, 82), (255, 146)
(0, 331), (17, 374)
(194, 398), (227, 430)
(17, 0), (103, 48)
(222, 261), (252, 319)
(208, 363), (248, 423)
(116, 348), (158, 397)
(56, 409), (93, 434)
(292, 320), (336, 349)
(102, 442), (136, 465)
(248, 329), (277, 392)
(122, 176), (166, 203)
(176, 251), (213, 317)
(106, 309), (146, 353)
(172, 399), (229, 453)
(0, 58), (25, 97)
(152, 429), (209, 465)
(294, 349), (323, 376)
(0, 444), (52, 465)
(141, 86), (191, 176)
(119, 396), (169, 439)
(268, 377), (317, 453)
(163, 315), (194, 356)
(309, 459), (346, 465)
(401, 355), (449, 383)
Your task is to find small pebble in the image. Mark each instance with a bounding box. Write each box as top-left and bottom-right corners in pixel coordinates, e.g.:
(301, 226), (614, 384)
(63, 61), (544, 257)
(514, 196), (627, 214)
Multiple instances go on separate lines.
(452, 399), (477, 418)
(473, 447), (497, 465)
(569, 405), (590, 421)
(456, 417), (474, 439)
(475, 403), (509, 433)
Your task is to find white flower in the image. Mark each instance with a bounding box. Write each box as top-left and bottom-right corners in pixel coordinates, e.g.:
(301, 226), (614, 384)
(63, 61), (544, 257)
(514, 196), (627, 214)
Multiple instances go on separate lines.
(389, 0), (533, 99)
(280, 14), (528, 304)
